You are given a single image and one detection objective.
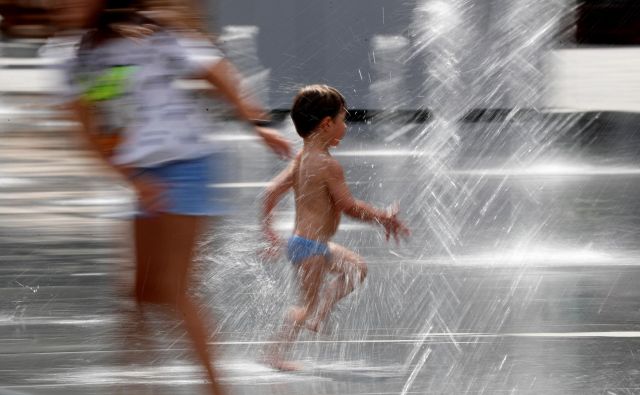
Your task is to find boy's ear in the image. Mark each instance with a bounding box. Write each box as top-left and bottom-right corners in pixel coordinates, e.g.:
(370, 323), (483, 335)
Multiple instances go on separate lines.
(320, 116), (333, 129)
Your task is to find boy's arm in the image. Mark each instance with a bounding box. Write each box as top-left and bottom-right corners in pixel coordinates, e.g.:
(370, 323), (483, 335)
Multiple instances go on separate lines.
(325, 159), (386, 223)
(326, 158), (411, 242)
(262, 155), (298, 232)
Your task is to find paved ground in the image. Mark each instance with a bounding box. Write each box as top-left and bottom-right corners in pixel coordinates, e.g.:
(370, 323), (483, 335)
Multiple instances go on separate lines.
(3, 31), (640, 394)
(2, 106), (640, 394)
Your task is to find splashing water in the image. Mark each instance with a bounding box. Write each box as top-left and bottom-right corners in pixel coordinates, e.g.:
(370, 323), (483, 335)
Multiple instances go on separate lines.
(220, 25), (271, 106)
(197, 1), (591, 391)
(390, 0), (584, 392)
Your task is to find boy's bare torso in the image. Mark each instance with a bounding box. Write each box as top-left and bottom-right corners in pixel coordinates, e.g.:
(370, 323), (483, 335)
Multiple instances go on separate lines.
(292, 149), (341, 242)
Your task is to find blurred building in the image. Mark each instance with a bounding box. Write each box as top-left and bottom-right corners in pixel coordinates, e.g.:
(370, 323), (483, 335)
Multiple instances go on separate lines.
(3, 0), (640, 42)
(0, 0), (56, 38)
(1, 0), (640, 109)
(577, 0), (640, 44)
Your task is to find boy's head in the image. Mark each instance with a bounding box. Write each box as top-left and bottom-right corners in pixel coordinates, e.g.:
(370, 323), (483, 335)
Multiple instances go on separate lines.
(291, 84), (346, 138)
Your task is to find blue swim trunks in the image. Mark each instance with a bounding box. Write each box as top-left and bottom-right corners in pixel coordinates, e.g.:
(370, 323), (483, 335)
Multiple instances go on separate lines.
(287, 235), (332, 265)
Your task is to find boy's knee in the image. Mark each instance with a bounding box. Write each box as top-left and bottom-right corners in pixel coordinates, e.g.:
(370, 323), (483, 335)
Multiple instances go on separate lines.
(345, 260), (367, 287)
(356, 260), (367, 283)
(287, 306), (309, 325)
(360, 267), (368, 283)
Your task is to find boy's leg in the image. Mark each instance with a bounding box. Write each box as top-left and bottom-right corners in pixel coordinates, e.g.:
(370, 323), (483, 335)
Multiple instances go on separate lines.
(307, 242), (367, 332)
(267, 255), (326, 370)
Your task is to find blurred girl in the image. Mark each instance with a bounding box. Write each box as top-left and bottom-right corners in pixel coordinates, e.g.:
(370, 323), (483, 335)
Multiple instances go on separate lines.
(60, 1), (291, 393)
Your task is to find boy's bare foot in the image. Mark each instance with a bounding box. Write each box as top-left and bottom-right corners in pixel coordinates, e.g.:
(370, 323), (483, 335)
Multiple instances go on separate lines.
(304, 316), (332, 335)
(271, 359), (303, 372)
(304, 318), (325, 334)
(263, 356), (302, 371)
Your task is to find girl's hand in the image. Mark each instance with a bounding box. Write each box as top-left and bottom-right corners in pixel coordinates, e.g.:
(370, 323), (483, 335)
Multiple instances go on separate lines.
(238, 102), (269, 122)
(255, 127), (292, 160)
(131, 174), (166, 214)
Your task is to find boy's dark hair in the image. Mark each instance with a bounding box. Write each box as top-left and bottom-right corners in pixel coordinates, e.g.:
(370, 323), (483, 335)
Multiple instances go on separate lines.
(291, 85), (346, 138)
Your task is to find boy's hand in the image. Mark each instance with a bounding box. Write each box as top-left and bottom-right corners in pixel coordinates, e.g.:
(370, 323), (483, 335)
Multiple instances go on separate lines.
(380, 203), (410, 244)
(255, 127), (292, 160)
(261, 225), (284, 261)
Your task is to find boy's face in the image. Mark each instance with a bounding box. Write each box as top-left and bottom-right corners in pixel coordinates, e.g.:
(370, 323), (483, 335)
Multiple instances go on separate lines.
(327, 108), (347, 147)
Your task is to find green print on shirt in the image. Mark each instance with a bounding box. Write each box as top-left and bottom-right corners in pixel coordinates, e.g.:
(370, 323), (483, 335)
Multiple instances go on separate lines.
(82, 65), (137, 102)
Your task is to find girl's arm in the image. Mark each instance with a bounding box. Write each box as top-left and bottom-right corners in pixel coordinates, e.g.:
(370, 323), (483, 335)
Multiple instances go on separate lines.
(70, 99), (131, 180)
(69, 99), (165, 213)
(202, 60), (291, 159)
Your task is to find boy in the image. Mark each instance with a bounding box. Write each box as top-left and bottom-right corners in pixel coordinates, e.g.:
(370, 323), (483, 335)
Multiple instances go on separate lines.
(261, 84), (410, 371)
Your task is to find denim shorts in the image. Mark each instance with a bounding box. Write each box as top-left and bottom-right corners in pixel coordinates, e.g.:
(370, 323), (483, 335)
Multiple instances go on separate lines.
(133, 153), (229, 217)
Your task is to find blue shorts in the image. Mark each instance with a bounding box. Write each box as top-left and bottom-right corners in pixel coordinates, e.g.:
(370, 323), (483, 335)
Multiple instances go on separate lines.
(287, 235), (332, 265)
(133, 153), (229, 217)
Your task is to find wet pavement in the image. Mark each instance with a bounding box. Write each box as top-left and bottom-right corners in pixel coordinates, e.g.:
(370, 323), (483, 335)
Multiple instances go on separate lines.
(2, 106), (640, 394)
(3, 22), (640, 393)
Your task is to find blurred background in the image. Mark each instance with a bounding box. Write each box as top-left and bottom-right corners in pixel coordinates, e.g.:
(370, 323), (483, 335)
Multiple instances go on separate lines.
(2, 0), (640, 108)
(3, 1), (640, 394)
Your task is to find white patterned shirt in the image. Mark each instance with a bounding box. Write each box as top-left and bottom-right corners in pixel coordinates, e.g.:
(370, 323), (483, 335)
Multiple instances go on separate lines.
(66, 30), (224, 167)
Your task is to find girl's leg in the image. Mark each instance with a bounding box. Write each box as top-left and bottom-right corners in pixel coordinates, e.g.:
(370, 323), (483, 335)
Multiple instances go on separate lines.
(111, 216), (159, 394)
(134, 215), (160, 303)
(134, 213), (225, 395)
(307, 243), (367, 332)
